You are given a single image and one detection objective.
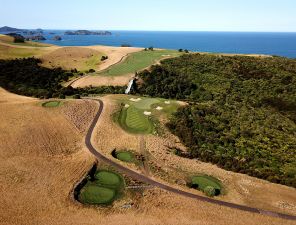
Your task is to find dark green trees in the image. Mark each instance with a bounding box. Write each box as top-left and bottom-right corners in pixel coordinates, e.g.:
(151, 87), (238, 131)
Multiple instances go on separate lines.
(138, 54), (296, 187)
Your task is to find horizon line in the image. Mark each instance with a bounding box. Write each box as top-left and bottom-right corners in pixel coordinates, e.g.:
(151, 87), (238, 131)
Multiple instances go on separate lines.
(1, 26), (296, 33)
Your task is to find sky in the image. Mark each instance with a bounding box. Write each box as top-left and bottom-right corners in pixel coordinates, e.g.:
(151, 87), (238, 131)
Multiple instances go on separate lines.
(0, 0), (296, 32)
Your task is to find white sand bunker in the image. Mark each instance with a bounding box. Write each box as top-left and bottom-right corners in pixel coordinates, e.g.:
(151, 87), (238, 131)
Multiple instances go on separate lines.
(124, 104), (130, 108)
(162, 55), (171, 57)
(130, 98), (142, 102)
(165, 101), (171, 104)
(144, 111), (152, 116)
(156, 106), (163, 110)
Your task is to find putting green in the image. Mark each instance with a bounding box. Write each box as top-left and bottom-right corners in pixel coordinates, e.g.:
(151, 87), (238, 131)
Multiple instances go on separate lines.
(94, 171), (122, 188)
(133, 98), (160, 110)
(78, 170), (125, 205)
(116, 151), (135, 163)
(191, 175), (222, 196)
(119, 106), (154, 134)
(79, 185), (115, 204)
(42, 101), (61, 107)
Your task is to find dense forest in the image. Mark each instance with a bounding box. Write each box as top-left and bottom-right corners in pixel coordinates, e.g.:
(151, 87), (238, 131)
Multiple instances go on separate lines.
(0, 58), (125, 98)
(138, 54), (296, 187)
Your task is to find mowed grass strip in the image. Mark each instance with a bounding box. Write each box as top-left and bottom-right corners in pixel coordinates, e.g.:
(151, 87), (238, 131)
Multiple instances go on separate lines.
(100, 50), (181, 76)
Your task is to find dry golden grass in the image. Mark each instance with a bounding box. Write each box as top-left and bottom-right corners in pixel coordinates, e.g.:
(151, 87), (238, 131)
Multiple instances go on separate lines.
(0, 44), (56, 59)
(89, 46), (142, 71)
(71, 46), (142, 87)
(71, 74), (133, 88)
(0, 90), (294, 225)
(40, 47), (104, 71)
(63, 99), (98, 134)
(0, 34), (14, 42)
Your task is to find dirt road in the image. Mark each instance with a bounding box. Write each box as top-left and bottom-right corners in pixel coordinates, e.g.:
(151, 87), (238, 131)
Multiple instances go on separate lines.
(85, 99), (296, 221)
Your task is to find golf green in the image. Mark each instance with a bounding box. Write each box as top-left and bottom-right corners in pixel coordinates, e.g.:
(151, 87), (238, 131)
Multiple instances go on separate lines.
(116, 151), (135, 163)
(79, 185), (116, 204)
(191, 175), (222, 196)
(94, 171), (122, 188)
(119, 106), (153, 134)
(42, 101), (61, 107)
(78, 170), (125, 205)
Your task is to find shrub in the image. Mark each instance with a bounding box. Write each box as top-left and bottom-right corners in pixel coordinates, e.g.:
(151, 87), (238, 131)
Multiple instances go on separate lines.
(59, 94), (66, 99)
(101, 56), (108, 61)
(73, 94), (81, 99)
(204, 186), (216, 197)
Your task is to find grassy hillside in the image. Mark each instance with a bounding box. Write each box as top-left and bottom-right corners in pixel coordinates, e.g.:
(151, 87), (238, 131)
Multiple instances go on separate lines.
(138, 54), (296, 187)
(0, 34), (51, 47)
(0, 35), (52, 59)
(41, 47), (104, 71)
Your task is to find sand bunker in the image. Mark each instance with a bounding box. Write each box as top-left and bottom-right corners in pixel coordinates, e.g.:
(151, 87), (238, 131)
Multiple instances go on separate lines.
(144, 111), (152, 116)
(124, 104), (130, 108)
(130, 98), (142, 102)
(165, 101), (171, 104)
(156, 106), (163, 111)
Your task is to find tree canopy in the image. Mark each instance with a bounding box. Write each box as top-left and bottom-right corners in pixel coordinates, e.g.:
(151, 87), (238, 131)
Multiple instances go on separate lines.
(138, 54), (296, 187)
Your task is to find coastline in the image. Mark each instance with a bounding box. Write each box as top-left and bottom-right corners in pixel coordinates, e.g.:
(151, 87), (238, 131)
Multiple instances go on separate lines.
(3, 30), (293, 58)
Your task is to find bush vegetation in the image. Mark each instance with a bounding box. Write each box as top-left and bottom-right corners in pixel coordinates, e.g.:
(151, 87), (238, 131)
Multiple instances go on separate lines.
(137, 54), (296, 187)
(0, 58), (126, 98)
(0, 58), (72, 98)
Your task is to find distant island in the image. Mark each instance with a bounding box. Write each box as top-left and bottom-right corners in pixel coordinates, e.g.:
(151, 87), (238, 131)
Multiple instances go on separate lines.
(0, 26), (24, 33)
(25, 35), (46, 41)
(22, 30), (43, 35)
(52, 35), (62, 41)
(64, 30), (112, 35)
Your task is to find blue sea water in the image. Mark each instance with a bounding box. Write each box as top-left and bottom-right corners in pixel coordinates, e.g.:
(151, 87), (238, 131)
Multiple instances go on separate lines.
(9, 30), (296, 58)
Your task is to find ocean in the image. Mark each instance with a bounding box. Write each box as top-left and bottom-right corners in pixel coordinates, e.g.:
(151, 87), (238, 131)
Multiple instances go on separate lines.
(13, 30), (296, 58)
